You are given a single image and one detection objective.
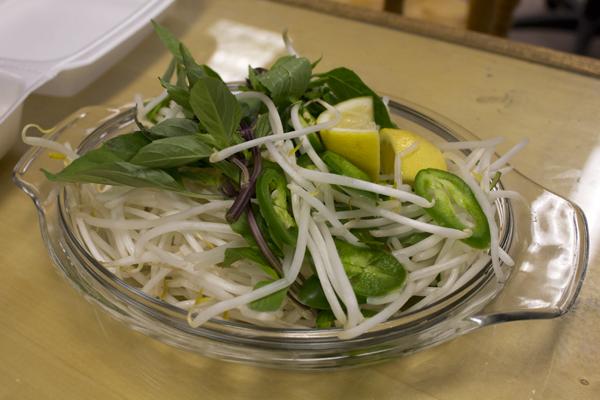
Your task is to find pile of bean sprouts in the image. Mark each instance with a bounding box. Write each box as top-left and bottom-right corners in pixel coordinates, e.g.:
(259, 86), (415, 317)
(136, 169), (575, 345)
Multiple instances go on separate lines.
(24, 91), (527, 339)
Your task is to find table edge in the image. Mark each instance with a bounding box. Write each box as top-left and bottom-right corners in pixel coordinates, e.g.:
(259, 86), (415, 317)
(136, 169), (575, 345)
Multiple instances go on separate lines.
(271, 0), (600, 79)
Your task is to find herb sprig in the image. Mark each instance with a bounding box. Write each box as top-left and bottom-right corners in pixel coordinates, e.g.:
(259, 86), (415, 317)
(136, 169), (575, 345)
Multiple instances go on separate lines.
(44, 22), (399, 311)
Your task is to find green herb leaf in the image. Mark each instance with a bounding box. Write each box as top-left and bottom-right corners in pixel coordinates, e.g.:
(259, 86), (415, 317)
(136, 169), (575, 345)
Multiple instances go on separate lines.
(151, 21), (183, 61)
(214, 160), (240, 184)
(222, 247), (279, 279)
(45, 154), (183, 192)
(159, 78), (191, 112)
(257, 56), (312, 103)
(248, 280), (287, 312)
(247, 66), (267, 91)
(148, 118), (199, 138)
(178, 166), (222, 185)
(102, 132), (151, 161)
(180, 43), (223, 86)
(229, 209), (282, 257)
(161, 57), (177, 82)
(319, 67), (396, 129)
(335, 239), (407, 297)
(129, 134), (212, 168)
(253, 113), (272, 138)
(189, 76), (241, 149)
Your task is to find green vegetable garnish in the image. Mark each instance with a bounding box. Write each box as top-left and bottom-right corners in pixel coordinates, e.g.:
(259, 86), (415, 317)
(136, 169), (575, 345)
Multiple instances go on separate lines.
(321, 150), (377, 200)
(414, 168), (491, 249)
(248, 280), (287, 312)
(335, 240), (407, 297)
(316, 310), (336, 328)
(256, 166), (297, 247)
(298, 275), (330, 310)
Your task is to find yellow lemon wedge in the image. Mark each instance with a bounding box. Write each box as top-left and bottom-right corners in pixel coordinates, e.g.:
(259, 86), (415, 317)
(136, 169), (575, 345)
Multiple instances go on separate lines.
(317, 97), (380, 181)
(380, 129), (447, 184)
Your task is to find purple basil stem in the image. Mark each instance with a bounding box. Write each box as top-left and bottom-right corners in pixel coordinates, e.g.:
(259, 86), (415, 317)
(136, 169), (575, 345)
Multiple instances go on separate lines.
(247, 206), (282, 272)
(220, 180), (238, 197)
(226, 159), (252, 222)
(225, 129), (262, 223)
(231, 158), (250, 184)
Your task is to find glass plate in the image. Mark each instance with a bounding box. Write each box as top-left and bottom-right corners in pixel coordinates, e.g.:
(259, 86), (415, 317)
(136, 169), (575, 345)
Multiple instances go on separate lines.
(12, 99), (589, 369)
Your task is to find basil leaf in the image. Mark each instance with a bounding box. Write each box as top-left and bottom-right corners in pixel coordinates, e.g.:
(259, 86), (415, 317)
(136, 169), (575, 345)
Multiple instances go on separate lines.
(239, 97), (263, 119)
(222, 247), (279, 279)
(189, 76), (241, 149)
(248, 280), (287, 312)
(129, 134), (212, 168)
(159, 78), (191, 112)
(44, 157), (183, 192)
(229, 209), (282, 257)
(254, 113), (272, 138)
(178, 166), (220, 181)
(319, 67), (396, 129)
(102, 132), (151, 161)
(335, 239), (407, 297)
(180, 43), (223, 86)
(257, 56), (312, 103)
(152, 21), (183, 61)
(214, 160), (240, 184)
(247, 66), (267, 91)
(148, 118), (199, 138)
(161, 57), (177, 82)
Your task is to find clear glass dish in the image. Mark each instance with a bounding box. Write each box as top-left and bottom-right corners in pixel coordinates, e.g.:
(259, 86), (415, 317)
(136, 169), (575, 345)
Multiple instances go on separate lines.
(13, 99), (589, 370)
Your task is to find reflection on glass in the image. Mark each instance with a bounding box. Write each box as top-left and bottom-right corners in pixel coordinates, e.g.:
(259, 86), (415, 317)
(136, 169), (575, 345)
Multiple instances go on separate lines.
(207, 19), (284, 82)
(571, 143), (600, 260)
(525, 191), (578, 305)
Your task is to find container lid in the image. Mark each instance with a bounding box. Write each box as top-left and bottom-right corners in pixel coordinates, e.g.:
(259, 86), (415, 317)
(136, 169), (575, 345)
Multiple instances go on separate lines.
(0, 0), (174, 125)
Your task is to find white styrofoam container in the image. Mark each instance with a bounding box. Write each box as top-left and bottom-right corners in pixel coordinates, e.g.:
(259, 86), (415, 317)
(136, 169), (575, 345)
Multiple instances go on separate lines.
(0, 0), (174, 158)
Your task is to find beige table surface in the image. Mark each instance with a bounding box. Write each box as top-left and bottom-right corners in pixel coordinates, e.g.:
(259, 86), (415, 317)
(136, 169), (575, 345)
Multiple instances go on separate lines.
(1, 0), (599, 399)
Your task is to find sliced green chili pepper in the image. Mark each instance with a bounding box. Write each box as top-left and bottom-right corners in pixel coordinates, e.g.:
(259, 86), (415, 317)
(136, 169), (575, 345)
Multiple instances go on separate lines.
(414, 168), (490, 249)
(297, 153), (318, 170)
(307, 133), (325, 153)
(321, 151), (377, 200)
(335, 239), (407, 297)
(256, 166), (297, 247)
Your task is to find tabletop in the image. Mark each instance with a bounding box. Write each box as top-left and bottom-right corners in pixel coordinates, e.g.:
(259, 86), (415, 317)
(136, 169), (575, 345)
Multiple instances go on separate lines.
(1, 0), (599, 399)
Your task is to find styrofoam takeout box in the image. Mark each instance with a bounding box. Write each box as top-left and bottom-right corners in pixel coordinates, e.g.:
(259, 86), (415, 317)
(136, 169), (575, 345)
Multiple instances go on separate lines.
(0, 0), (174, 158)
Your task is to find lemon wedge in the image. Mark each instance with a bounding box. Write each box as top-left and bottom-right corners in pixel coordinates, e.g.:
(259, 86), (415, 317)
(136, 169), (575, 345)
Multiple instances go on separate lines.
(317, 97), (380, 181)
(380, 129), (447, 184)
